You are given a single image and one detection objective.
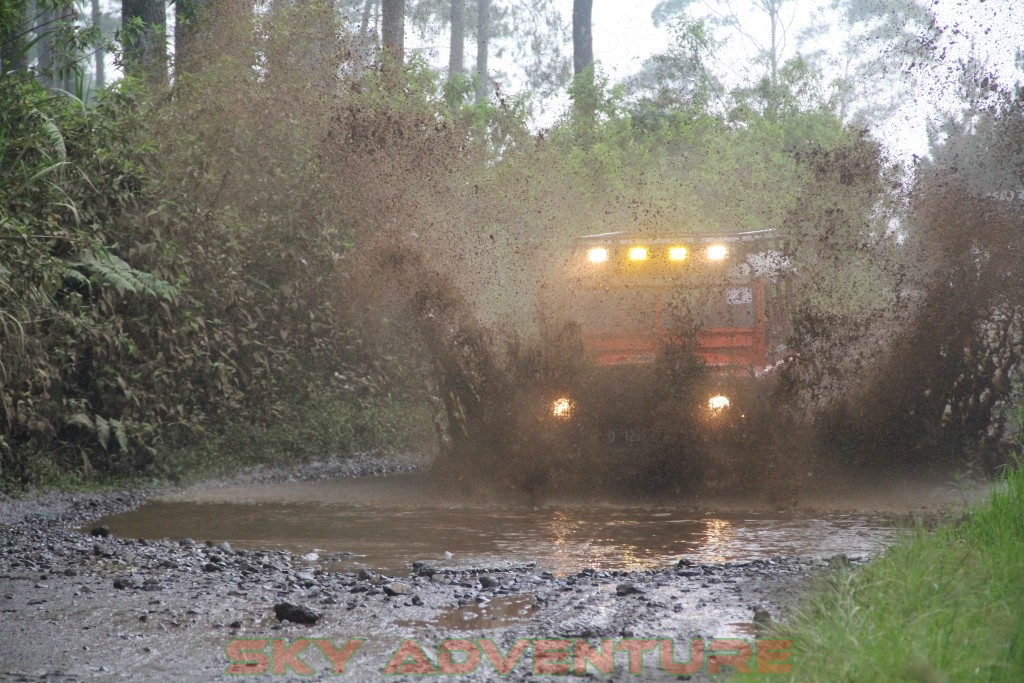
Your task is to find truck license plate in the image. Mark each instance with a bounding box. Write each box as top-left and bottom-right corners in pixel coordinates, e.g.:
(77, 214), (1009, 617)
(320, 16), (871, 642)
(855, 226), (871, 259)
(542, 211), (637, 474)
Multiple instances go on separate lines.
(604, 428), (650, 447)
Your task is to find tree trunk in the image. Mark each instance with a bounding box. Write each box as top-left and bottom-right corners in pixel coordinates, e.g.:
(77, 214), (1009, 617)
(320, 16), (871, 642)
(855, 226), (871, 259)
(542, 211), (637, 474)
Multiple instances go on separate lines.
(122, 0), (166, 84)
(571, 0), (595, 125)
(91, 0), (104, 89)
(174, 0), (201, 75)
(360, 0), (376, 35)
(474, 0), (489, 102)
(35, 4), (76, 91)
(572, 0), (593, 76)
(381, 0), (404, 65)
(448, 0), (464, 78)
(0, 0), (29, 74)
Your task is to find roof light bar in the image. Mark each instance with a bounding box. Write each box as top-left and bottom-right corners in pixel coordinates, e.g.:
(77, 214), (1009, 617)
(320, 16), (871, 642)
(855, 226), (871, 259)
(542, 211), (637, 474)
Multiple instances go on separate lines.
(668, 246), (689, 261)
(628, 246), (649, 261)
(706, 244), (728, 261)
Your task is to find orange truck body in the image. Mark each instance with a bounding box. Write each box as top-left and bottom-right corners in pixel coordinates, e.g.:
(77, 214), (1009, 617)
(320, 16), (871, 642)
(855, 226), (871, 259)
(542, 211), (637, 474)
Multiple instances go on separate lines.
(558, 231), (792, 376)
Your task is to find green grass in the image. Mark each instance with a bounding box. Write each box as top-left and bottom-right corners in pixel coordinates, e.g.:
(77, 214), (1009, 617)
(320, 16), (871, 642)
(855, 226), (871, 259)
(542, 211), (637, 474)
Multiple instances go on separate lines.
(743, 460), (1024, 682)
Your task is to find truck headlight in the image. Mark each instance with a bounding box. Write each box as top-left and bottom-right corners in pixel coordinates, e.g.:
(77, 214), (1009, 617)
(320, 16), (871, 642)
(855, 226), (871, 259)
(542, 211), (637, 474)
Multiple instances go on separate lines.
(551, 397), (575, 419)
(706, 244), (728, 261)
(708, 395), (731, 412)
(587, 247), (609, 264)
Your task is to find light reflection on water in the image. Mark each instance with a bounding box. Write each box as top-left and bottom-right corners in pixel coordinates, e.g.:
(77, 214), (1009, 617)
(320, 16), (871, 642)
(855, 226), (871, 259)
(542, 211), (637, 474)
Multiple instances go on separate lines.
(95, 502), (900, 576)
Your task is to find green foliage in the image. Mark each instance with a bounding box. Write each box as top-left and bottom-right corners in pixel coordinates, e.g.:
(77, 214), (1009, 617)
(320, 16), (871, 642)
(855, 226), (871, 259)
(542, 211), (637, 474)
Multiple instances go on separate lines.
(0, 2), (459, 490)
(153, 390), (434, 484)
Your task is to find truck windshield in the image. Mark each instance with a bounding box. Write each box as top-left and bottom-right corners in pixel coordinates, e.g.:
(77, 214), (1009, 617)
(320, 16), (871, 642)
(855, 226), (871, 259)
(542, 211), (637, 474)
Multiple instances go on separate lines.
(571, 288), (660, 333)
(570, 285), (757, 334)
(664, 286), (757, 329)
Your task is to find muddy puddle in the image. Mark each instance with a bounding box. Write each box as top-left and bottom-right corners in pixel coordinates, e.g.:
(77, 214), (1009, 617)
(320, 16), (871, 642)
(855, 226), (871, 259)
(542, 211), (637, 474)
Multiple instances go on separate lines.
(398, 594), (542, 630)
(94, 499), (904, 577)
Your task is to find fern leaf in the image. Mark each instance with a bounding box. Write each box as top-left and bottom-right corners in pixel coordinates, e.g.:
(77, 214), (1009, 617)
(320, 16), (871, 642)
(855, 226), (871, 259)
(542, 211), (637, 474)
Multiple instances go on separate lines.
(39, 112), (67, 162)
(62, 268), (91, 289)
(95, 415), (110, 451)
(66, 413), (94, 430)
(110, 418), (128, 451)
(74, 249), (178, 301)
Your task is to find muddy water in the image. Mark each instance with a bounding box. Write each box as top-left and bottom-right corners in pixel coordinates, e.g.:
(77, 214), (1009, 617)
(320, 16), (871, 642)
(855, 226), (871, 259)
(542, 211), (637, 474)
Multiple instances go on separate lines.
(96, 500), (902, 576)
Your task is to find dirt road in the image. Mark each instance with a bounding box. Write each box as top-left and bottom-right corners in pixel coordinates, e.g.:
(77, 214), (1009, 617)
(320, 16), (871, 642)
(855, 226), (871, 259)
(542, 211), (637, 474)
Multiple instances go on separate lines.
(0, 457), (988, 681)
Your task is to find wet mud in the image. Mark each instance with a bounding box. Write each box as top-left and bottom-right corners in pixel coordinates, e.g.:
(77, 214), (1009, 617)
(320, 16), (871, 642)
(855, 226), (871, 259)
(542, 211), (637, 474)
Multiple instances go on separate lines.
(0, 461), (988, 682)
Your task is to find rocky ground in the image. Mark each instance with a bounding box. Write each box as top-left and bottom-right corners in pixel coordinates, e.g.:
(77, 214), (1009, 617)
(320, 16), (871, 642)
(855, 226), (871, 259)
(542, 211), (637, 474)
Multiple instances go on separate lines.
(0, 458), (930, 682)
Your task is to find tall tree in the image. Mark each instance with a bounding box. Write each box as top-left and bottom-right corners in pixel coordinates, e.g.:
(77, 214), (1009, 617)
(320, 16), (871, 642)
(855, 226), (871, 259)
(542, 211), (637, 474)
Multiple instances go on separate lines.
(571, 0), (595, 124)
(653, 0), (798, 117)
(812, 0), (940, 125)
(337, 0), (570, 106)
(449, 0), (464, 77)
(0, 0), (29, 73)
(360, 0), (377, 34)
(36, 3), (77, 92)
(174, 0), (202, 73)
(474, 0), (489, 102)
(625, 17), (723, 120)
(122, 0), (166, 83)
(381, 0), (404, 64)
(91, 0), (104, 88)
(572, 0), (592, 77)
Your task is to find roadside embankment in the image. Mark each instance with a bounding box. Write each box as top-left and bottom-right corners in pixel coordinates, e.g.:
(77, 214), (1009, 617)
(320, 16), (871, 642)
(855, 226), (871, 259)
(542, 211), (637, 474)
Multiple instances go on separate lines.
(743, 456), (1024, 682)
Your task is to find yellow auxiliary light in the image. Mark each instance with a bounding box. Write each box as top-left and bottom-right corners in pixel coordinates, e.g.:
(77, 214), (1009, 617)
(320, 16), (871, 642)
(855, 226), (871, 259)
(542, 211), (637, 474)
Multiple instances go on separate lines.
(551, 397), (574, 419)
(708, 395), (731, 411)
(628, 246), (650, 261)
(706, 244), (728, 261)
(668, 246), (689, 262)
(587, 247), (609, 264)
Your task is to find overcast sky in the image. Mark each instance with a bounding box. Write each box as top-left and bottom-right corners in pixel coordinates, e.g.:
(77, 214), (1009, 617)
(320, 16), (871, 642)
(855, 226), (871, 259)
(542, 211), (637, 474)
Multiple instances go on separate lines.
(525, 0), (1024, 159)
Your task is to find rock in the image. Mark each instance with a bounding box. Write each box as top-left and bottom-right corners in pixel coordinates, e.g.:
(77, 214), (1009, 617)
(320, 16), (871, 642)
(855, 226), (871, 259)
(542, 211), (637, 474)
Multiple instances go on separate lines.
(357, 568), (375, 581)
(203, 562), (222, 573)
(616, 583), (642, 596)
(113, 576), (136, 590)
(752, 606), (773, 631)
(273, 602), (321, 625)
(229, 620), (243, 629)
(540, 572), (555, 581)
(412, 561), (438, 577)
(219, 542), (232, 554)
(89, 526), (111, 538)
(677, 557), (697, 568)
(827, 553), (851, 570)
(411, 595), (423, 606)
(479, 574), (500, 589)
(383, 582), (411, 596)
